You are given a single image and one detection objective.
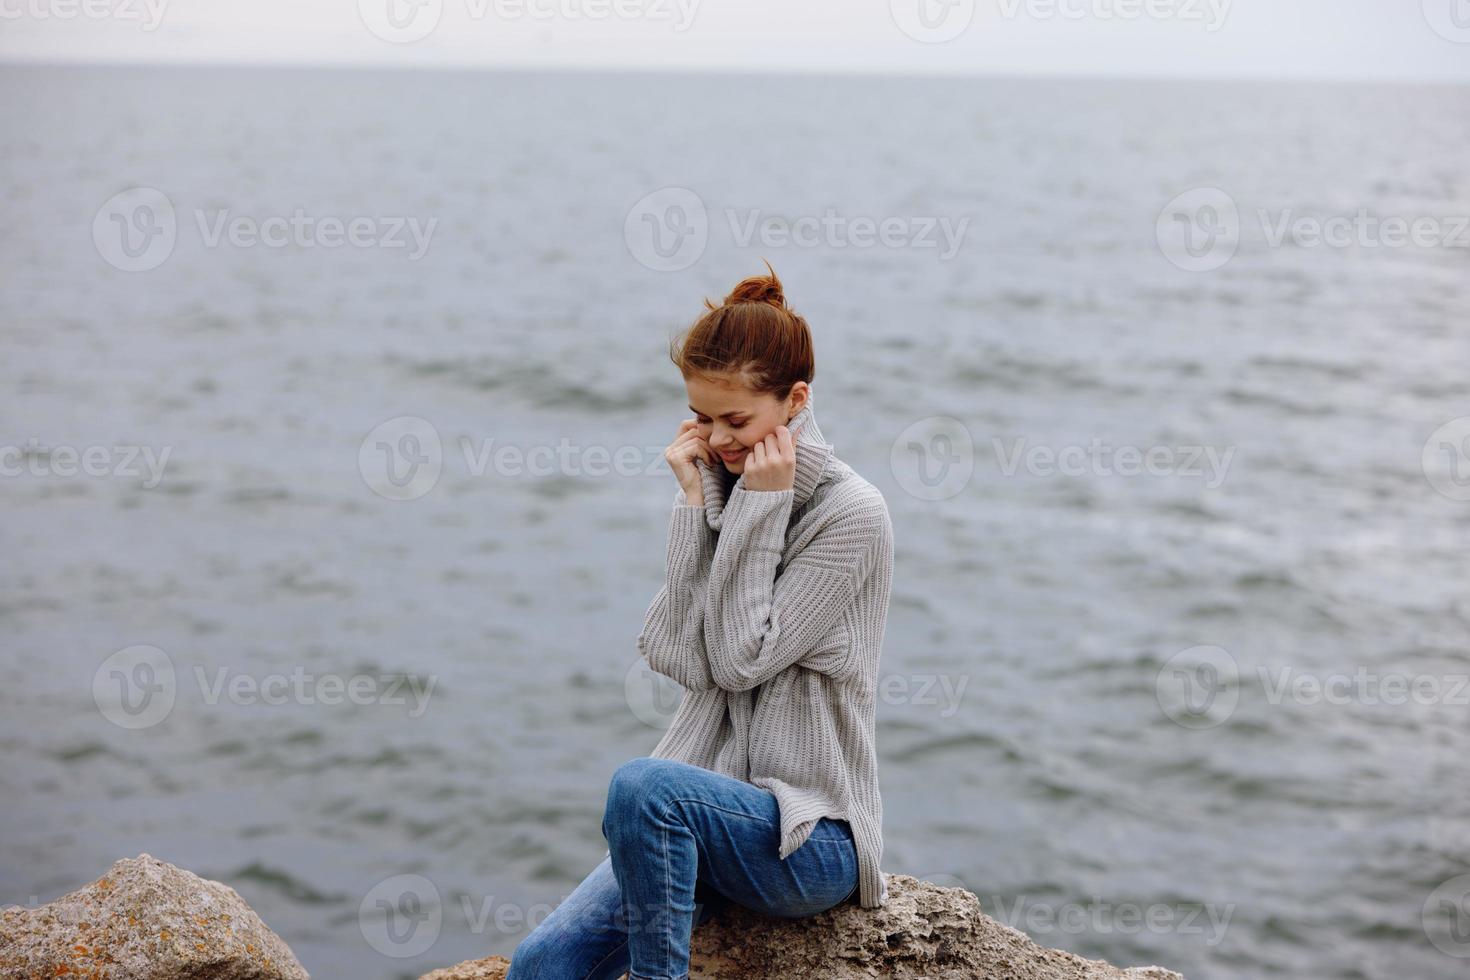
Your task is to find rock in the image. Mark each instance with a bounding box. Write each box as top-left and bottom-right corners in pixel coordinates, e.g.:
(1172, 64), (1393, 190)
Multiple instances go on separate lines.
(0, 852), (309, 980)
(419, 955), (510, 979)
(419, 873), (1185, 980)
(685, 873), (1184, 980)
(2, 857), (1183, 980)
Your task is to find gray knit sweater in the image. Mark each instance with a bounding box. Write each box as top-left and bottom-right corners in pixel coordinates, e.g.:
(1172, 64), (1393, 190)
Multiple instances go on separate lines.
(633, 392), (894, 909)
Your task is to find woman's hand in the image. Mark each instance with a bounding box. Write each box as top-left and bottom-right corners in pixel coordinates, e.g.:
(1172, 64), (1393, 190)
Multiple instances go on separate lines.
(666, 418), (714, 504)
(740, 425), (797, 492)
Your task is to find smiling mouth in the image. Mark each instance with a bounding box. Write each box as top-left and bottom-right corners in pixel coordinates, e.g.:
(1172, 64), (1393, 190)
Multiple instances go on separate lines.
(719, 449), (746, 461)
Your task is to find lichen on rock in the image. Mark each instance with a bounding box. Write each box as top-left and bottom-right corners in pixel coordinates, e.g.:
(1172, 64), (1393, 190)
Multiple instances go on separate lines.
(418, 873), (1186, 980)
(1, 857), (1185, 980)
(0, 852), (308, 979)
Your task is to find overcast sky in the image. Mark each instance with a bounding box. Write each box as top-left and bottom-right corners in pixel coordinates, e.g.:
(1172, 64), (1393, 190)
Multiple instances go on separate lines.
(1, 0), (1468, 81)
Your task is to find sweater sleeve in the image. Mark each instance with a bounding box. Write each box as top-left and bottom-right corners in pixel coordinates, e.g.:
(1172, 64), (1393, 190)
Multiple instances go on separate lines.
(636, 485), (720, 691)
(702, 484), (884, 692)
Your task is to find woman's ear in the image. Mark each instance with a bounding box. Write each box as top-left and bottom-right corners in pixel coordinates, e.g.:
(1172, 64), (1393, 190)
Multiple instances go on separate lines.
(786, 383), (810, 419)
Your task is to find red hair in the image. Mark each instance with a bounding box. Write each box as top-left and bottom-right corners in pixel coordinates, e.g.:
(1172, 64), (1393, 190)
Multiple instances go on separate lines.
(669, 258), (815, 401)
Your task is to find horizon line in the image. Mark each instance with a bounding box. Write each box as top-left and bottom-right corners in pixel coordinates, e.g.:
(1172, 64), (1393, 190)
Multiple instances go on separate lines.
(2, 56), (1468, 87)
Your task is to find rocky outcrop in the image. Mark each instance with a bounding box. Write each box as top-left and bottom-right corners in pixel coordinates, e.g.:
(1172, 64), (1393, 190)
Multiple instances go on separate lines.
(420, 873), (1185, 980)
(1, 857), (1184, 980)
(0, 853), (308, 979)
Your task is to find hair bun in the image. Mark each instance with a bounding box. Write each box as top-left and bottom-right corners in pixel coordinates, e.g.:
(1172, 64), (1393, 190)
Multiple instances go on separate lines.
(723, 258), (786, 308)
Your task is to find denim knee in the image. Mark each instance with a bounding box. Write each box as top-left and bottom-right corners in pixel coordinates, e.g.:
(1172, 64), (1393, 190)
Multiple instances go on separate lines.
(506, 929), (553, 980)
(603, 756), (676, 840)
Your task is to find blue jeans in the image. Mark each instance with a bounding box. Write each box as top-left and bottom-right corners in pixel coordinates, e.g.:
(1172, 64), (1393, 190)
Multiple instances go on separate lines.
(507, 756), (859, 980)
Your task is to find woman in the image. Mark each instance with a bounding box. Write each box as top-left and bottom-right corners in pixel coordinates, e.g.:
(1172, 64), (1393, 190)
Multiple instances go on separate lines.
(508, 261), (894, 980)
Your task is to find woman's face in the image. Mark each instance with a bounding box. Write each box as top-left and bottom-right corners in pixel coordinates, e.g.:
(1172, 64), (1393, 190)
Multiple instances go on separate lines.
(684, 373), (808, 475)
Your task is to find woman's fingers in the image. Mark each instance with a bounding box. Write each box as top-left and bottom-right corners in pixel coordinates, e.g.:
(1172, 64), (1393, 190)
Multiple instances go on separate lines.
(776, 425), (793, 459)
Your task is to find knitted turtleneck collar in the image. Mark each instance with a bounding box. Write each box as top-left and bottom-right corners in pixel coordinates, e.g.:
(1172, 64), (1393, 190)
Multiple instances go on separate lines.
(693, 392), (834, 532)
